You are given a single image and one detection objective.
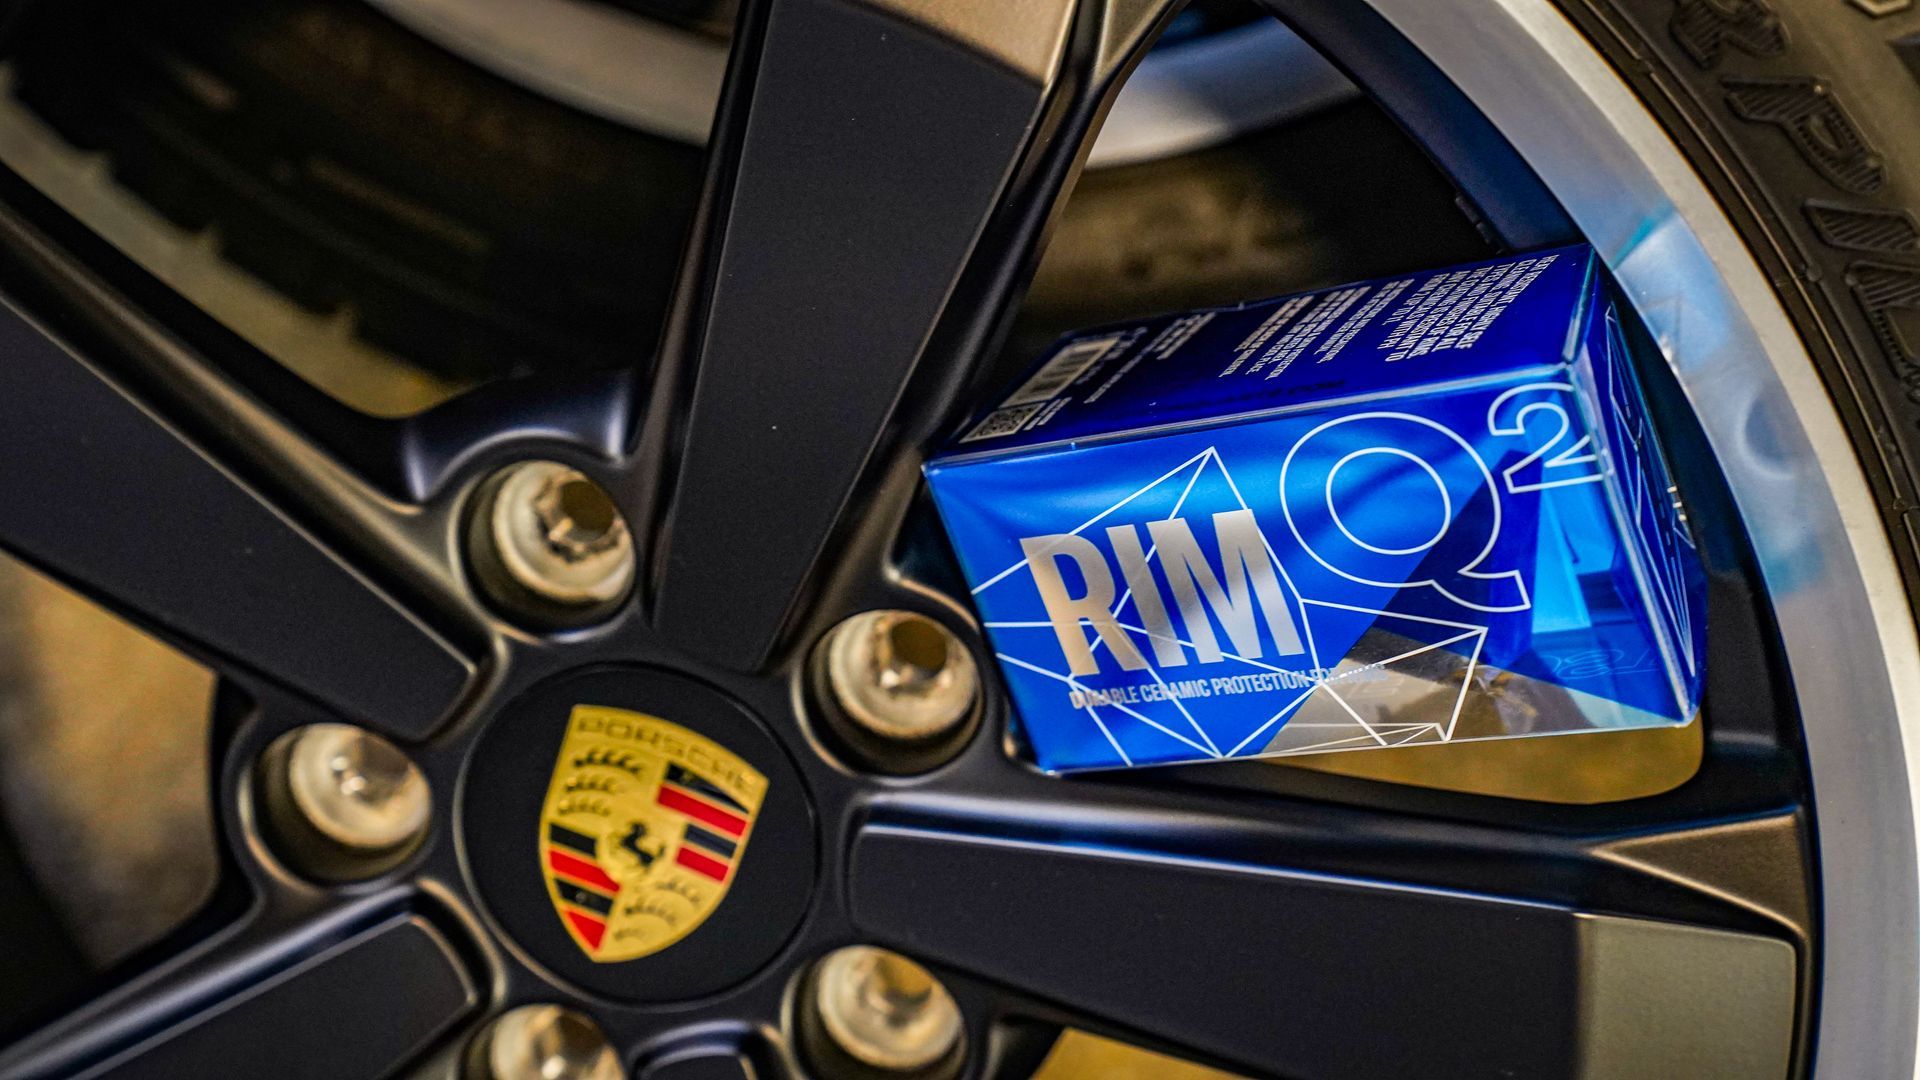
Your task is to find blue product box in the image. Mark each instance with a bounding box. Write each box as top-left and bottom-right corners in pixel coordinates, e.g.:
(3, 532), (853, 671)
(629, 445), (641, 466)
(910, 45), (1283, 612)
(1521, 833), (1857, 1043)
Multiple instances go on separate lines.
(925, 245), (1706, 773)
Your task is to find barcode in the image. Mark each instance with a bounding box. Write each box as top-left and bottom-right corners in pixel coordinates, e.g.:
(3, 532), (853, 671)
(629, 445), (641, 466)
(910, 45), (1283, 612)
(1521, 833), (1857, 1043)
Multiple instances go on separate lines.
(1001, 335), (1119, 407)
(960, 403), (1045, 442)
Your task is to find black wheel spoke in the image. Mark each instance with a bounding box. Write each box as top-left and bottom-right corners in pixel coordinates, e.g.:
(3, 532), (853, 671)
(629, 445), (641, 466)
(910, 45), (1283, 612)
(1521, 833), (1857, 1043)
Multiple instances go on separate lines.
(639, 1049), (763, 1080)
(849, 788), (1801, 1079)
(938, 972), (1064, 1080)
(647, 0), (1091, 670)
(0, 287), (473, 737)
(0, 894), (478, 1080)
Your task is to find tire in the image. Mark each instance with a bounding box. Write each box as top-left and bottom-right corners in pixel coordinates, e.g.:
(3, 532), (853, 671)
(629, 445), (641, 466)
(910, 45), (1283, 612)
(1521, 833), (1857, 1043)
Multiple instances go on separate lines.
(7, 0), (706, 382)
(1543, 0), (1920, 646)
(2, 0), (1480, 392)
(1366, 1), (1920, 1074)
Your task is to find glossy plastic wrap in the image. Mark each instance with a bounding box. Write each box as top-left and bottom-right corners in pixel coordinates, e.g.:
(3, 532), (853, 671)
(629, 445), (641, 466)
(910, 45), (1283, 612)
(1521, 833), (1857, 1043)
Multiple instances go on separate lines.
(927, 246), (1705, 772)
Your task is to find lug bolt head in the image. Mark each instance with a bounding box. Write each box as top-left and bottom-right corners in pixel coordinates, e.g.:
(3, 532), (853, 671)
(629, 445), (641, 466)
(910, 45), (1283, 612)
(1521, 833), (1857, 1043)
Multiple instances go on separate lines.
(812, 946), (963, 1074)
(284, 724), (430, 853)
(825, 611), (977, 741)
(476, 1005), (622, 1080)
(259, 723), (430, 880)
(479, 461), (634, 620)
(533, 473), (624, 562)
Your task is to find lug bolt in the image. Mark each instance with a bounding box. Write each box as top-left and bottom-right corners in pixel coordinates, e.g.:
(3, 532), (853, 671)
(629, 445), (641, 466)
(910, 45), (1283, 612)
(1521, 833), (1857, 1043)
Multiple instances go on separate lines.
(474, 460), (633, 623)
(824, 611), (977, 741)
(810, 946), (964, 1074)
(475, 1005), (622, 1080)
(287, 723), (429, 850)
(259, 724), (429, 880)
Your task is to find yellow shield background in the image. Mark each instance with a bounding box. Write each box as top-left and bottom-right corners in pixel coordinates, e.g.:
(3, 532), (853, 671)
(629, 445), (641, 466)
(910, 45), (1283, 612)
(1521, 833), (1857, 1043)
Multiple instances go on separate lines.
(537, 705), (767, 962)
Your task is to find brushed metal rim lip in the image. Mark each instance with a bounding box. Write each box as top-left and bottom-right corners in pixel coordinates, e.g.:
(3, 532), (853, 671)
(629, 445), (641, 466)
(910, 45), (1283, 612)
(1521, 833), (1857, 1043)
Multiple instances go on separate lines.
(1357, 1), (1920, 1075)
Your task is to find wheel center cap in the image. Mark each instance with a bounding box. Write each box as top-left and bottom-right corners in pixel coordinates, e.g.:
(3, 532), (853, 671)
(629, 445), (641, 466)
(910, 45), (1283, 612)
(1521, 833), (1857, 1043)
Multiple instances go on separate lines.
(462, 667), (815, 1002)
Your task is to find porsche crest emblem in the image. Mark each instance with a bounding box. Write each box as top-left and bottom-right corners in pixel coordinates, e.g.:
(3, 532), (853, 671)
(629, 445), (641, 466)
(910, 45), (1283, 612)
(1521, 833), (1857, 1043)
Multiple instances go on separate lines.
(538, 705), (767, 962)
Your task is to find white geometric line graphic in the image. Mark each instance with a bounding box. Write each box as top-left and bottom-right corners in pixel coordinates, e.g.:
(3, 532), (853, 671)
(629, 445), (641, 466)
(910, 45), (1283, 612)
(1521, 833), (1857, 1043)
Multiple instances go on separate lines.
(1210, 446), (1321, 671)
(993, 651), (1134, 765)
(993, 651), (1216, 759)
(1085, 449), (1219, 755)
(1300, 599), (1487, 745)
(990, 604), (1490, 761)
(1225, 685), (1320, 757)
(1322, 629), (1483, 681)
(1315, 682), (1389, 747)
(1299, 597), (1488, 633)
(1266, 730), (1398, 756)
(1447, 628), (1488, 741)
(1088, 447), (1211, 665)
(970, 447), (1215, 595)
(1078, 700), (1131, 767)
(977, 446), (1498, 765)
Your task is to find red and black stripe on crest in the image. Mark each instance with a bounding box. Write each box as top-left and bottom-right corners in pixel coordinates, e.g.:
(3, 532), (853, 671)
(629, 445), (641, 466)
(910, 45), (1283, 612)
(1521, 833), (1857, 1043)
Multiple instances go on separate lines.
(546, 822), (618, 949)
(655, 764), (749, 882)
